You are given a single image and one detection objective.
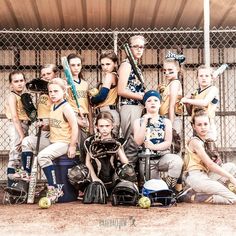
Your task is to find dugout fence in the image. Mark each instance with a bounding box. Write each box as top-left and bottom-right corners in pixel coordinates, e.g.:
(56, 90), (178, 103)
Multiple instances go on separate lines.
(0, 27), (236, 180)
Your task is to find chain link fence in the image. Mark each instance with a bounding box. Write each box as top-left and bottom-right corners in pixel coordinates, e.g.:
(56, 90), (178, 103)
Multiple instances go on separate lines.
(0, 28), (236, 180)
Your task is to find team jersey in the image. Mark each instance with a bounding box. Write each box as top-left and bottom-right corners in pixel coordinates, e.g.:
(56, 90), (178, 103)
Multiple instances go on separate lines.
(159, 80), (182, 116)
(140, 116), (166, 144)
(184, 137), (209, 173)
(37, 94), (52, 119)
(49, 100), (72, 143)
(95, 72), (118, 109)
(191, 85), (219, 119)
(85, 136), (117, 184)
(5, 91), (29, 121)
(67, 78), (89, 114)
(120, 59), (145, 106)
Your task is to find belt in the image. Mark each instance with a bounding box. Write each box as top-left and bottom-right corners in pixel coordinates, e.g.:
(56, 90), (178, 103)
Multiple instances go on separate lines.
(138, 153), (162, 160)
(95, 105), (117, 115)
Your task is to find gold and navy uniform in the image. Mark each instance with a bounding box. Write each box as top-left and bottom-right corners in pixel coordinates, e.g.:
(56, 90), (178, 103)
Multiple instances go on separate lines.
(67, 79), (89, 114)
(5, 91), (29, 121)
(49, 100), (72, 143)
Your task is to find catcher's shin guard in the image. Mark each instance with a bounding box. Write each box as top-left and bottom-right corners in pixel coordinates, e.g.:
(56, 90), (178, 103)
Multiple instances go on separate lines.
(165, 176), (178, 190)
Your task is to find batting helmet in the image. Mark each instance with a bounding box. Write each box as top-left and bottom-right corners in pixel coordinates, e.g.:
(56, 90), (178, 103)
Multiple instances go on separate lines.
(142, 179), (175, 206)
(111, 180), (140, 206)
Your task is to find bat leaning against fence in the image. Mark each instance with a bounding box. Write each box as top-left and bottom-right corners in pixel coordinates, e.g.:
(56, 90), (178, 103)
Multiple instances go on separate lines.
(27, 126), (42, 204)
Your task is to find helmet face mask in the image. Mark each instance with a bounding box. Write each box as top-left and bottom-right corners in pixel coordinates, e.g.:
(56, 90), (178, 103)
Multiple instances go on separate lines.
(3, 180), (28, 205)
(111, 180), (140, 206)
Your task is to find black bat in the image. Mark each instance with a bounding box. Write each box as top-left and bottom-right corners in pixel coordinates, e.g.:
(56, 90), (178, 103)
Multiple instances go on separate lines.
(123, 43), (145, 86)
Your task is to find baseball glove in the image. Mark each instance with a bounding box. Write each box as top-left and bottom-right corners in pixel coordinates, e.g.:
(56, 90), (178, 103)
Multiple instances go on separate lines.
(26, 78), (48, 93)
(116, 163), (137, 182)
(67, 163), (90, 190)
(204, 139), (222, 165)
(83, 181), (108, 204)
(21, 93), (37, 122)
(89, 138), (121, 158)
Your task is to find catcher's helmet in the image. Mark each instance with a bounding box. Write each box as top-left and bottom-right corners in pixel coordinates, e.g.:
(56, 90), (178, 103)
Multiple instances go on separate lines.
(142, 179), (175, 206)
(67, 163), (90, 190)
(3, 180), (29, 205)
(111, 180), (140, 206)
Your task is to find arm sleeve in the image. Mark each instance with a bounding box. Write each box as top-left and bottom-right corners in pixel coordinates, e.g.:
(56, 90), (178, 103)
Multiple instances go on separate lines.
(90, 87), (109, 105)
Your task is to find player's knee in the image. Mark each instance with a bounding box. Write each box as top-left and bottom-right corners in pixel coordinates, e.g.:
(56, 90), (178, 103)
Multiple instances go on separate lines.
(21, 136), (32, 151)
(37, 155), (51, 168)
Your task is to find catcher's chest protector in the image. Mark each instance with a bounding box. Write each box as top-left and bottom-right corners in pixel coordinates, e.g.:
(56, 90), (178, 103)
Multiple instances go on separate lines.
(92, 155), (116, 183)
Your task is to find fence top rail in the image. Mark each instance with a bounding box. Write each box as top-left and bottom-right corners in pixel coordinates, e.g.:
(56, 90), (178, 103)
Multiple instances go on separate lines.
(0, 29), (203, 34)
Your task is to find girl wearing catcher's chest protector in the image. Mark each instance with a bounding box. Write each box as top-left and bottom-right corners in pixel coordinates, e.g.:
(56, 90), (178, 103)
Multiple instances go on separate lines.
(177, 109), (236, 204)
(84, 112), (130, 190)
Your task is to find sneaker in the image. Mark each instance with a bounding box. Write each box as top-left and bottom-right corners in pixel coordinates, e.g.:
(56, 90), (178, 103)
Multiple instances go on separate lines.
(46, 186), (64, 204)
(176, 187), (195, 203)
(8, 170), (30, 182)
(77, 190), (84, 200)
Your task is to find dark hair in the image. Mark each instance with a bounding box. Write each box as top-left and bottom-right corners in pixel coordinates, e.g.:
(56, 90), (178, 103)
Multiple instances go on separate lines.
(95, 111), (114, 126)
(9, 71), (26, 83)
(41, 64), (59, 75)
(100, 51), (118, 64)
(66, 53), (84, 80)
(191, 108), (209, 124)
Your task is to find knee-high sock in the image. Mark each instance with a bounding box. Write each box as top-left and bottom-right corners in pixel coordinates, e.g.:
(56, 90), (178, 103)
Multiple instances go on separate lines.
(42, 165), (57, 187)
(21, 151), (33, 174)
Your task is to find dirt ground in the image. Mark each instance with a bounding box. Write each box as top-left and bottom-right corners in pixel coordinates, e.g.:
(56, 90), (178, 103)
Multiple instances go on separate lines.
(0, 188), (236, 236)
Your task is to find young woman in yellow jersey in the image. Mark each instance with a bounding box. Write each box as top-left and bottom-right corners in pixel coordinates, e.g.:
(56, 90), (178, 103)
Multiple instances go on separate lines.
(34, 78), (78, 203)
(66, 53), (93, 163)
(5, 71), (30, 186)
(181, 65), (219, 141)
(21, 64), (59, 175)
(178, 109), (236, 204)
(90, 51), (120, 137)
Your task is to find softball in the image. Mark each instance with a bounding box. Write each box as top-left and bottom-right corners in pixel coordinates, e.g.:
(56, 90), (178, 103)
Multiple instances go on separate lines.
(138, 196), (151, 209)
(88, 88), (99, 97)
(228, 183), (236, 193)
(39, 197), (51, 209)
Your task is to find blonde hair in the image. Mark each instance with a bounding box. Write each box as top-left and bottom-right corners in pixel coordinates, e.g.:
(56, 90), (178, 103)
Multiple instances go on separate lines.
(48, 78), (67, 97)
(197, 65), (213, 77)
(41, 64), (59, 74)
(128, 35), (147, 46)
